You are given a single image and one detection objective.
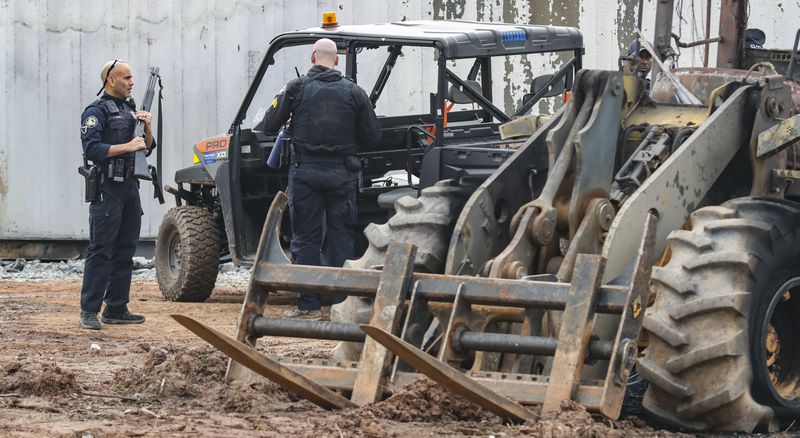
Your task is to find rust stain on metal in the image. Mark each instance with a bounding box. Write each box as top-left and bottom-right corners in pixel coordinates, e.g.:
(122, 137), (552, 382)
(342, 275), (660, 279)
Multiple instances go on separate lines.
(632, 296), (642, 319)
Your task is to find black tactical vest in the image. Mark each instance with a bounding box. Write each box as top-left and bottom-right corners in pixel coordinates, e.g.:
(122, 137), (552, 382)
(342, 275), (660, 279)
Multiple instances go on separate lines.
(89, 97), (137, 162)
(290, 72), (358, 156)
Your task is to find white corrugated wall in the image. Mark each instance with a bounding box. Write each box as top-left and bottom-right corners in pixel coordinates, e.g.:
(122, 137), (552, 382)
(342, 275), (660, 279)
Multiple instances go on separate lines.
(0, 0), (797, 241)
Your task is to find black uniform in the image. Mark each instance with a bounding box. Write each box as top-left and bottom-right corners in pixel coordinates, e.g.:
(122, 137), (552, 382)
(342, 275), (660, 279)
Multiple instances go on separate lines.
(263, 64), (381, 311)
(79, 93), (151, 316)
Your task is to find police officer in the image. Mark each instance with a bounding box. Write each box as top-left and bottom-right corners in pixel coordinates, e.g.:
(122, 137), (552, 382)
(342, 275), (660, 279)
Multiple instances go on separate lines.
(78, 59), (155, 329)
(262, 38), (381, 320)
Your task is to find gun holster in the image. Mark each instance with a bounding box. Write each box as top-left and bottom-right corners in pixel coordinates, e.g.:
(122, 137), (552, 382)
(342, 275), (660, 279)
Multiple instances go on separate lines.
(78, 165), (100, 203)
(344, 155), (361, 172)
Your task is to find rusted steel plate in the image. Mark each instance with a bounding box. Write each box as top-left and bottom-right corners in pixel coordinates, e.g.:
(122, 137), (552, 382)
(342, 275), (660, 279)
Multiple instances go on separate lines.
(394, 281), (433, 375)
(351, 243), (417, 405)
(465, 371), (605, 408)
(438, 283), (470, 366)
(274, 358), (361, 391)
(757, 113), (800, 158)
(264, 363), (608, 409)
(361, 325), (535, 423)
(253, 263), (382, 296)
(172, 314), (356, 410)
(568, 72), (623, 236)
(254, 262), (631, 314)
(542, 254), (604, 414)
(227, 191), (289, 382)
(600, 212), (658, 419)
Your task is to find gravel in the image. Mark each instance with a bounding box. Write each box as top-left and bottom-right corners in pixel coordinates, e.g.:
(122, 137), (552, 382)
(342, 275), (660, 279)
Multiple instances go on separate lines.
(0, 258), (85, 281)
(0, 257), (251, 290)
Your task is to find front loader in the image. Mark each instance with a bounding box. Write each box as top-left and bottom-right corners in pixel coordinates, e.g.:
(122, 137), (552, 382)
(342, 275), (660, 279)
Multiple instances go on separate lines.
(173, 3), (800, 433)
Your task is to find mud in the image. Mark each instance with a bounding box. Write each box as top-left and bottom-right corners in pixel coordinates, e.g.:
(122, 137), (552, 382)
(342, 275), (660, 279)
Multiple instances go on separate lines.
(0, 277), (793, 437)
(0, 361), (79, 396)
(112, 346), (228, 399)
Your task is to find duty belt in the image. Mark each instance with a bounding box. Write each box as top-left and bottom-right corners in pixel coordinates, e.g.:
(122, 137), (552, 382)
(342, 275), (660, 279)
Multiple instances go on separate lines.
(294, 152), (346, 164)
(103, 157), (136, 182)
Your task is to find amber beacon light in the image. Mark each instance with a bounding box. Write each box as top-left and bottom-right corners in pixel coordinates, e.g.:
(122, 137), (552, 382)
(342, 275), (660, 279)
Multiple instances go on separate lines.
(322, 12), (339, 28)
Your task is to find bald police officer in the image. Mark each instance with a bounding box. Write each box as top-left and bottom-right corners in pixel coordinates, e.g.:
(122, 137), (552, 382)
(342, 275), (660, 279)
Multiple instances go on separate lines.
(262, 38), (381, 320)
(78, 59), (155, 330)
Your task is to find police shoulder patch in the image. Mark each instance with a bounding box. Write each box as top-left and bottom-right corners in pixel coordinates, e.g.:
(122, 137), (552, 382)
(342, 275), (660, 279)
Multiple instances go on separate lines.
(81, 115), (99, 134)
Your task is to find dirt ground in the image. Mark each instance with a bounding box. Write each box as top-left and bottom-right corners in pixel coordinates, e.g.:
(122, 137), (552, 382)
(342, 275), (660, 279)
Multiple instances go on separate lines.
(0, 278), (791, 437)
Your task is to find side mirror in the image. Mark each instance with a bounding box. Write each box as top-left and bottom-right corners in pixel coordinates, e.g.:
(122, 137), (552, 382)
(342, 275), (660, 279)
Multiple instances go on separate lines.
(448, 80), (482, 104)
(522, 93), (534, 107)
(530, 74), (566, 99)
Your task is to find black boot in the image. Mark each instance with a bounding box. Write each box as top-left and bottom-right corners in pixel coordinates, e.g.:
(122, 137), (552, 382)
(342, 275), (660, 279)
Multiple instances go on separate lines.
(101, 308), (145, 324)
(80, 311), (101, 330)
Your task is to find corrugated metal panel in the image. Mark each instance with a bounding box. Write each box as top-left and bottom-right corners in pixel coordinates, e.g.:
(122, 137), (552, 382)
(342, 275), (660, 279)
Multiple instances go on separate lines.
(0, 0), (797, 240)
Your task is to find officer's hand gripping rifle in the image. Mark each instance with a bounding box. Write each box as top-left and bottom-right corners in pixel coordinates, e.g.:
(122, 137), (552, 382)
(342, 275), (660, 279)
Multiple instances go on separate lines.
(133, 67), (165, 204)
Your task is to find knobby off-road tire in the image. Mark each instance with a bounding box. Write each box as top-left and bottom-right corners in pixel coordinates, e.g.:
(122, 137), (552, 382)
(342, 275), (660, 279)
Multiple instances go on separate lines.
(639, 197), (800, 432)
(331, 180), (471, 361)
(156, 206), (221, 302)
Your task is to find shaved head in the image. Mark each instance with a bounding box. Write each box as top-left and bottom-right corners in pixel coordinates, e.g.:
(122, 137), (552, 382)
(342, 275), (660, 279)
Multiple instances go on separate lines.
(311, 38), (338, 68)
(100, 59), (134, 99)
(100, 59), (128, 83)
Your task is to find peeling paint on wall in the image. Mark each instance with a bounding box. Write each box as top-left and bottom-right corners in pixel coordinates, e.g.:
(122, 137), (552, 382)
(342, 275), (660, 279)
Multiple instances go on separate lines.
(616, 0), (640, 53)
(435, 0), (467, 19)
(525, 1), (580, 115)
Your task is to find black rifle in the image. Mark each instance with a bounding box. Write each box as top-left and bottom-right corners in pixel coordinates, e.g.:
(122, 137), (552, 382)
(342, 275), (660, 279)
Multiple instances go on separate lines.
(133, 67), (165, 204)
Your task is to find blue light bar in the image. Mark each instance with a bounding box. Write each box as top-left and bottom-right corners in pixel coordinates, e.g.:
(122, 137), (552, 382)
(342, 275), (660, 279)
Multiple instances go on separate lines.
(501, 30), (527, 42)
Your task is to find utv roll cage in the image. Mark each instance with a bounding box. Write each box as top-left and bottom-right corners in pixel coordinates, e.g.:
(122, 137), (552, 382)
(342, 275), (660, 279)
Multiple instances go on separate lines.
(223, 20), (584, 265)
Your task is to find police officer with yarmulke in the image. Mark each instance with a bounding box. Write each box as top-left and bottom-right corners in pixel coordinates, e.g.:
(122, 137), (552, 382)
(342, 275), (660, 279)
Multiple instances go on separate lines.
(78, 59), (155, 330)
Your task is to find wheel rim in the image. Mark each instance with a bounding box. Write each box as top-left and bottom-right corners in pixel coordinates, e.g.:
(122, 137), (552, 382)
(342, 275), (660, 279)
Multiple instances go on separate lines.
(167, 229), (183, 279)
(761, 277), (800, 407)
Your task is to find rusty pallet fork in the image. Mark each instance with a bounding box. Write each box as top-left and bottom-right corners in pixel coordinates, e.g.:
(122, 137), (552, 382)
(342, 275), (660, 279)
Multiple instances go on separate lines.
(173, 188), (657, 421)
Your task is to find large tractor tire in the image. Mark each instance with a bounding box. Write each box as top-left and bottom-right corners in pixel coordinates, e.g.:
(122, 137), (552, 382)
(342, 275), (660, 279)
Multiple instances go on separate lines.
(155, 206), (221, 302)
(331, 179), (471, 361)
(639, 197), (800, 432)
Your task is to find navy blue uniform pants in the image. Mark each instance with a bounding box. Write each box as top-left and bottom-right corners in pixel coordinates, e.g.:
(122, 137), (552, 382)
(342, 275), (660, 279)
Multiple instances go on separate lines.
(80, 179), (142, 314)
(288, 162), (357, 310)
